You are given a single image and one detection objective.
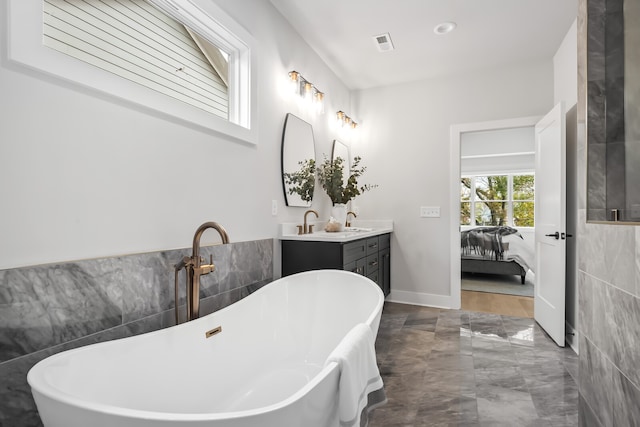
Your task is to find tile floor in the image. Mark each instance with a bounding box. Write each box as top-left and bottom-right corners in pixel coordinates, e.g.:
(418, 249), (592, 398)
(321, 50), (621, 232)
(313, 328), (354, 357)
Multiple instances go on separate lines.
(368, 302), (579, 427)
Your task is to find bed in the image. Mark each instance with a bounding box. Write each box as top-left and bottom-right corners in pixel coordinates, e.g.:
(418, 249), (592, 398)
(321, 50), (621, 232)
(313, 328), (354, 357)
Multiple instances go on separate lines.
(461, 226), (533, 284)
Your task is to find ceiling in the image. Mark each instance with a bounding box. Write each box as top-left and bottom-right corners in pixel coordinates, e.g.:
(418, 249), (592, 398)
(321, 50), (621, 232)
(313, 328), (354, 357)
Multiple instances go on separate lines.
(269, 0), (578, 91)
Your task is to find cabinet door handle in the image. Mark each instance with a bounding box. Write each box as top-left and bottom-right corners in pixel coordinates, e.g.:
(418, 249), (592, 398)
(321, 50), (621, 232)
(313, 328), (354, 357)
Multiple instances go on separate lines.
(369, 261), (378, 267)
(369, 243), (378, 249)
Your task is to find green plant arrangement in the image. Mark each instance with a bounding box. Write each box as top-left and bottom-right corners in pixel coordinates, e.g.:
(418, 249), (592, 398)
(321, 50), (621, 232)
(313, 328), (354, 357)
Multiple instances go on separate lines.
(316, 155), (377, 205)
(282, 158), (316, 202)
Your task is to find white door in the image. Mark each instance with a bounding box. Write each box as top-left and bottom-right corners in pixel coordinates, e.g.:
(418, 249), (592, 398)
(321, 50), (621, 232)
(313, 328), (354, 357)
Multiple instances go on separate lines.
(534, 102), (566, 347)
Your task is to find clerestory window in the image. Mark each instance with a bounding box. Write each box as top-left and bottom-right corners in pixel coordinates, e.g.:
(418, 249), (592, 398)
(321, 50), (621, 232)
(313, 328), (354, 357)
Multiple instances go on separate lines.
(7, 0), (257, 144)
(44, 0), (230, 120)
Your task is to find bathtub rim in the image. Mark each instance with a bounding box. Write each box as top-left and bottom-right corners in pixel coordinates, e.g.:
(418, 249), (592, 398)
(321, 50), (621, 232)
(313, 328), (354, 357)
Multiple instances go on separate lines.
(27, 269), (384, 422)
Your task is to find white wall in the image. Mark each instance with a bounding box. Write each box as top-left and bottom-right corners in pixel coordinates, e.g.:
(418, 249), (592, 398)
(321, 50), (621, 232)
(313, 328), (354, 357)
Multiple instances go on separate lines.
(554, 19), (578, 107)
(461, 126), (535, 174)
(352, 61), (553, 306)
(0, 0), (351, 270)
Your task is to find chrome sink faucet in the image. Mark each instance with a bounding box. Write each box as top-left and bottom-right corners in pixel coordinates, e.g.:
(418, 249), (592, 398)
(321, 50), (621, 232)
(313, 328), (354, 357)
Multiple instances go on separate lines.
(174, 221), (230, 324)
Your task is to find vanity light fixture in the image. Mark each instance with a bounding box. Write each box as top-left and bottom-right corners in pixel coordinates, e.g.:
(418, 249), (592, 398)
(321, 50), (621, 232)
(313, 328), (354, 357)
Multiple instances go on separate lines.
(314, 89), (325, 113)
(336, 110), (358, 129)
(433, 21), (457, 35)
(288, 70), (325, 113)
(288, 70), (300, 94)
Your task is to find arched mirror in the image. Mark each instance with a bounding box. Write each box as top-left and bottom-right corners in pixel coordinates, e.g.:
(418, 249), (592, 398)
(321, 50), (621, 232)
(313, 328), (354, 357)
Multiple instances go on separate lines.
(281, 114), (316, 207)
(332, 140), (350, 189)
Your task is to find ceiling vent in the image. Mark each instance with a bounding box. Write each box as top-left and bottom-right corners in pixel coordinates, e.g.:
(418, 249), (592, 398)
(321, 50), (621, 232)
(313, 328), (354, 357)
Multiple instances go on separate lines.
(373, 33), (394, 52)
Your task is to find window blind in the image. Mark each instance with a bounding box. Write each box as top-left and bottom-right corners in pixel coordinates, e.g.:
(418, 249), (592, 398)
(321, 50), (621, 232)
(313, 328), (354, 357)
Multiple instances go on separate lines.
(43, 0), (229, 119)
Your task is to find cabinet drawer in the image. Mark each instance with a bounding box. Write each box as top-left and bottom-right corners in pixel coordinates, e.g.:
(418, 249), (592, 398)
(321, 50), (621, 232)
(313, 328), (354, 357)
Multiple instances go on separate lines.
(379, 233), (390, 250)
(366, 237), (380, 255)
(365, 253), (379, 276)
(344, 257), (366, 276)
(343, 239), (367, 265)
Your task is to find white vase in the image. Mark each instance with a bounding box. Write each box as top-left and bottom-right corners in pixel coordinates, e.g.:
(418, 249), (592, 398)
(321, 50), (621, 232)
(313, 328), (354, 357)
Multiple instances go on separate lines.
(331, 203), (348, 231)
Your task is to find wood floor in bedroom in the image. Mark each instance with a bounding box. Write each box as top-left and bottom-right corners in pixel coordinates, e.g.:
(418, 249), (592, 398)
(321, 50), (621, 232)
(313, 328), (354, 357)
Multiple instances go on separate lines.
(461, 290), (534, 318)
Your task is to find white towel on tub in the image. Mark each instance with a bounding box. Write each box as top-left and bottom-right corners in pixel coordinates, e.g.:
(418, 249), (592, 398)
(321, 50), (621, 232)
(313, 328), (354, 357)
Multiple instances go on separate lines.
(326, 323), (386, 427)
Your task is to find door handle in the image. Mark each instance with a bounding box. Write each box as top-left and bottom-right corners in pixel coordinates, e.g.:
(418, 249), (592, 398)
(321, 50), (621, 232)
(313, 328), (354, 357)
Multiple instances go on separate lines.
(545, 232), (560, 239)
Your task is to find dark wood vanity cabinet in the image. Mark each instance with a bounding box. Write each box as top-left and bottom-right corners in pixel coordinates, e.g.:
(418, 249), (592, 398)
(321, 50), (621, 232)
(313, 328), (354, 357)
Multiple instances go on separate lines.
(281, 233), (391, 296)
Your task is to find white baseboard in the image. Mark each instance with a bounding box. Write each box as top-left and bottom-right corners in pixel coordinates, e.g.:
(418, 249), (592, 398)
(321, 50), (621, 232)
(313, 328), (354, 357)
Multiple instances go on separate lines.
(565, 321), (579, 354)
(387, 289), (455, 309)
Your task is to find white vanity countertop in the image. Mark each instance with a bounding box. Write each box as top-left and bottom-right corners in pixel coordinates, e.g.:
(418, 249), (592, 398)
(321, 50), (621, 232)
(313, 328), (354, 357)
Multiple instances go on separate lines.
(278, 220), (393, 242)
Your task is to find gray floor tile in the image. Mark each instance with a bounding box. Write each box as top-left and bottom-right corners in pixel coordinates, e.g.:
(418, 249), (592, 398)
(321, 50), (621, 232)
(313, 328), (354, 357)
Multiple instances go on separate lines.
(368, 302), (579, 427)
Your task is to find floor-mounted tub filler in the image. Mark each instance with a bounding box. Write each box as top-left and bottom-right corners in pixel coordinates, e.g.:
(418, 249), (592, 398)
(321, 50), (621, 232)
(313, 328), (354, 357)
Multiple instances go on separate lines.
(28, 270), (386, 427)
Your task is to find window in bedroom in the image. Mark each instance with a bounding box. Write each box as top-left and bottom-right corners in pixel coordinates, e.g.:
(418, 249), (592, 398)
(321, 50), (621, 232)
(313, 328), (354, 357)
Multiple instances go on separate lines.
(461, 174), (535, 227)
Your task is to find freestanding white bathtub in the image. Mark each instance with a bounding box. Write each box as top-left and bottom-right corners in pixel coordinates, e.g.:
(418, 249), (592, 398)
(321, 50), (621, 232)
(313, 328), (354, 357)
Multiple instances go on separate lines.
(28, 270), (385, 427)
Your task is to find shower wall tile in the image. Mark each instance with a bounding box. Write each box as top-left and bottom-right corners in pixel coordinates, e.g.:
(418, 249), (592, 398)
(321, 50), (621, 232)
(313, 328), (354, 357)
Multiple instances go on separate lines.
(578, 394), (603, 427)
(605, 0), (622, 13)
(604, 9), (624, 80)
(577, 271), (593, 338)
(577, 221), (608, 278)
(586, 143), (606, 212)
(605, 78), (625, 144)
(579, 336), (613, 427)
(604, 284), (640, 387)
(605, 141), (626, 209)
(589, 276), (610, 356)
(586, 80), (606, 144)
(577, 220), (636, 293)
(612, 367), (640, 426)
(602, 223), (636, 293)
(588, 274), (640, 388)
(586, 9), (605, 81)
(577, 126), (587, 210)
(636, 227), (640, 297)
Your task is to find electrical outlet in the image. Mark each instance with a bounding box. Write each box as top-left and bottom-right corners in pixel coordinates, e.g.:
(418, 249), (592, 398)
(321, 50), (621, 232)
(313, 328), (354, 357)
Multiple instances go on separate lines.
(420, 206), (440, 218)
(271, 200), (278, 216)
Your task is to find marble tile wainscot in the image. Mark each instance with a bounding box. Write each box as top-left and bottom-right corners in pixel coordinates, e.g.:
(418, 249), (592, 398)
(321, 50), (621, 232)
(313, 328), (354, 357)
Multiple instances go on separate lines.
(0, 239), (273, 427)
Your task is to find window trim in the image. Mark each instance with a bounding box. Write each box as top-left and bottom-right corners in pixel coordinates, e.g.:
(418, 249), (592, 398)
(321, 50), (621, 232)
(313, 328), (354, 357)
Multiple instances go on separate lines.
(7, 0), (257, 145)
(461, 172), (535, 228)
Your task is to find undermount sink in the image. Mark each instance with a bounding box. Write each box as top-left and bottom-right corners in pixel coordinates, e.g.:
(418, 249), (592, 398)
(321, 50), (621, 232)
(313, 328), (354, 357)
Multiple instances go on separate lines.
(343, 227), (373, 232)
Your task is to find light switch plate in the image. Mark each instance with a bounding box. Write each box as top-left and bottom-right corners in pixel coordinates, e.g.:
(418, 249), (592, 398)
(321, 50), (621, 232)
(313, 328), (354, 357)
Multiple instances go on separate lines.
(271, 200), (278, 216)
(420, 206), (440, 218)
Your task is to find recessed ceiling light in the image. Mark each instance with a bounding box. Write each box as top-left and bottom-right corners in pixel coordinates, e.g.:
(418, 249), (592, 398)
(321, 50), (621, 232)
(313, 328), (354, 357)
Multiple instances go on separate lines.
(433, 21), (457, 35)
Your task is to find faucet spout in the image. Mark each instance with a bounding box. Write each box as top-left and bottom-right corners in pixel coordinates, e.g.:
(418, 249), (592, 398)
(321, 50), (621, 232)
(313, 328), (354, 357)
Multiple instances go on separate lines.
(303, 209), (319, 234)
(175, 221), (230, 324)
(345, 211), (357, 227)
(192, 221), (230, 260)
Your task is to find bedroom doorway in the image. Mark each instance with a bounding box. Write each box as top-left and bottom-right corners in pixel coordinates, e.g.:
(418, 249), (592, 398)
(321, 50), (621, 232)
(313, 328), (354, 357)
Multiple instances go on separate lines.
(450, 116), (540, 317)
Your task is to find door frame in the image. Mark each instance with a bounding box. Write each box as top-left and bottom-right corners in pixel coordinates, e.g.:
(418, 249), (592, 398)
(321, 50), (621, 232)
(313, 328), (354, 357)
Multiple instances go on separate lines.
(449, 116), (541, 309)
